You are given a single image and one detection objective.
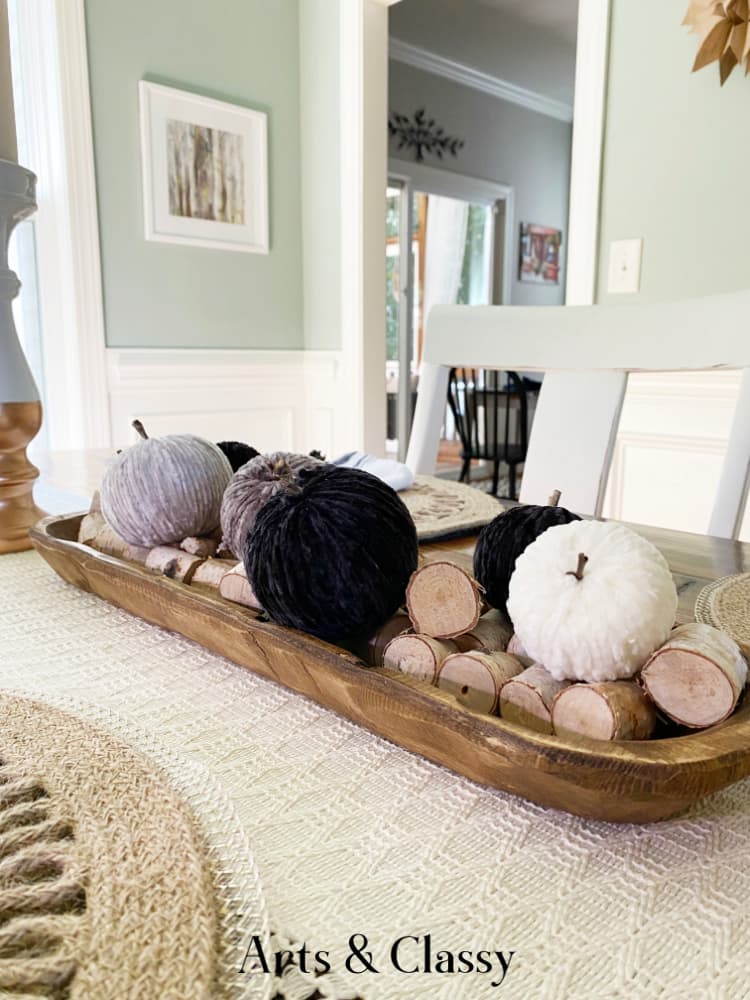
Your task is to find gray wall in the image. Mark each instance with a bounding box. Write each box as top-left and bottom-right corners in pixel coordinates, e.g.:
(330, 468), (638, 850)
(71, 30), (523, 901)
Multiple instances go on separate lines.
(85, 0), (304, 349)
(597, 0), (750, 303)
(389, 61), (572, 305)
(390, 0), (577, 106)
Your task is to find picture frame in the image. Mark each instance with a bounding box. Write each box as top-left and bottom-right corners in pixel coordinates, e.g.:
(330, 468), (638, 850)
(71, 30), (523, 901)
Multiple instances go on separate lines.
(138, 81), (269, 254)
(518, 223), (562, 285)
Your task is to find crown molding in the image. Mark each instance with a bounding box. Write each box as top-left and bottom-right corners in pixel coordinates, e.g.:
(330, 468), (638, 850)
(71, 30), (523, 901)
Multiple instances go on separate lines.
(389, 37), (573, 123)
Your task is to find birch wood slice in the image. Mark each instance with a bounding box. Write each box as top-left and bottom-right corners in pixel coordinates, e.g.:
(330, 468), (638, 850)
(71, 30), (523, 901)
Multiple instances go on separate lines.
(145, 546), (205, 583)
(192, 558), (236, 589)
(500, 665), (572, 734)
(437, 651), (522, 715)
(453, 610), (512, 653)
(641, 623), (747, 728)
(364, 613), (411, 667)
(406, 561), (484, 639)
(552, 681), (657, 742)
(219, 564), (263, 611)
(506, 633), (534, 667)
(383, 634), (458, 683)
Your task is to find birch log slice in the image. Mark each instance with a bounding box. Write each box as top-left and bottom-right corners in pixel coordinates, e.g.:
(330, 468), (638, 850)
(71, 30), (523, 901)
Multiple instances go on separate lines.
(506, 633), (534, 667)
(453, 610), (512, 653)
(641, 623), (748, 728)
(364, 613), (411, 667)
(383, 634), (458, 683)
(219, 563), (263, 611)
(552, 682), (657, 742)
(145, 547), (204, 583)
(437, 651), (522, 715)
(191, 558), (236, 589)
(406, 562), (484, 639)
(499, 665), (572, 734)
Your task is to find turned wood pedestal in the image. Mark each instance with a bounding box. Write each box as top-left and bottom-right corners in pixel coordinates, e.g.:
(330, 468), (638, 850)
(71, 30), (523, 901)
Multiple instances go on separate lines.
(0, 401), (45, 553)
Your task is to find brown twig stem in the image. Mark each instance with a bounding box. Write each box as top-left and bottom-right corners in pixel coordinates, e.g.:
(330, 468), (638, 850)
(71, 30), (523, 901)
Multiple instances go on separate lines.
(566, 552), (588, 581)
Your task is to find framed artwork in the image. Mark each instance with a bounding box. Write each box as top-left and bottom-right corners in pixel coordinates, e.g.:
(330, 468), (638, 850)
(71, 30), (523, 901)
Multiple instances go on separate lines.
(139, 82), (268, 254)
(519, 223), (562, 285)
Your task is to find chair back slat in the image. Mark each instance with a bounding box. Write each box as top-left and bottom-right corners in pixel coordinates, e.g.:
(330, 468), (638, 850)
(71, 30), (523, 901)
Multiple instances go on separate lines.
(405, 291), (750, 536)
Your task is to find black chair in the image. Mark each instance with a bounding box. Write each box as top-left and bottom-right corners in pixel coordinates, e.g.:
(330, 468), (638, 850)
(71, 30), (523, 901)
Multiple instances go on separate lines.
(446, 369), (533, 499)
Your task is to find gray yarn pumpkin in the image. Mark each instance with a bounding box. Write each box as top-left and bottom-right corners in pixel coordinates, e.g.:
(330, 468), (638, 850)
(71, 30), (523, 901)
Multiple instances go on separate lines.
(101, 420), (232, 547)
(220, 451), (323, 559)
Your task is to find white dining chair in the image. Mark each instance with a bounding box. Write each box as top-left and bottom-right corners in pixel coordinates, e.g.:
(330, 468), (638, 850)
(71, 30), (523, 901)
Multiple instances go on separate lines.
(405, 289), (750, 539)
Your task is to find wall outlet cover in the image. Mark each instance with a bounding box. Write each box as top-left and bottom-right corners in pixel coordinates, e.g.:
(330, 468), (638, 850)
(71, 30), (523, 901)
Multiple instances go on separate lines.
(608, 238), (643, 294)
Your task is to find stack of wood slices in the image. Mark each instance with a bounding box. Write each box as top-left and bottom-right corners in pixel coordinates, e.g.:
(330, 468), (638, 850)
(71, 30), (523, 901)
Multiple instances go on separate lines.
(383, 497), (748, 743)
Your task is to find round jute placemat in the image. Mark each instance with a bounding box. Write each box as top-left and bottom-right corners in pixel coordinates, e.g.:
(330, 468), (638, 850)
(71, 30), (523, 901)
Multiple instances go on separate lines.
(0, 692), (269, 1000)
(401, 475), (503, 541)
(695, 573), (750, 659)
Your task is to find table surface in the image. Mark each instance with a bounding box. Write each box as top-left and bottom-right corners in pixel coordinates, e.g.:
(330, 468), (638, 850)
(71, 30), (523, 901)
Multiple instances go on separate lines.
(12, 454), (750, 999)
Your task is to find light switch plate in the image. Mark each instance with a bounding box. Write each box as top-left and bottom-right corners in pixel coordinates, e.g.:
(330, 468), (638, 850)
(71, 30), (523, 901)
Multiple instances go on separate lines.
(607, 238), (643, 294)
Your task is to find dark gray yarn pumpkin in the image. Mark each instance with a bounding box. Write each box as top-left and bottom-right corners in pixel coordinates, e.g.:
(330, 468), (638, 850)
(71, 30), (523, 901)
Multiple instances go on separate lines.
(216, 441), (260, 472)
(245, 465), (418, 642)
(220, 451), (324, 559)
(473, 503), (581, 617)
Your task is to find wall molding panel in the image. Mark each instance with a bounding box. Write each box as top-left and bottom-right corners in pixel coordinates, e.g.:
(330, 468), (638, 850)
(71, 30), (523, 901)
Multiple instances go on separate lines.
(106, 349), (344, 458)
(602, 371), (744, 537)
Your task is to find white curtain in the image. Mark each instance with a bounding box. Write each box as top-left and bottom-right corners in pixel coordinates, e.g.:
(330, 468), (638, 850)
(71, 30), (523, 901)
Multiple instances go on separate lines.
(422, 194), (469, 323)
(422, 195), (469, 439)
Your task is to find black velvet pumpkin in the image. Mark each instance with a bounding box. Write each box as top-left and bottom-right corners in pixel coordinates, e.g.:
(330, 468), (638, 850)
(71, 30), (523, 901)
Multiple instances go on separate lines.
(473, 503), (581, 616)
(216, 441), (260, 473)
(245, 465), (418, 642)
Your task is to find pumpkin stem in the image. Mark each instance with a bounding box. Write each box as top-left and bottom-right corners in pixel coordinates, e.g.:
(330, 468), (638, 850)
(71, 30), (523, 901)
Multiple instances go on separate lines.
(273, 457), (303, 495)
(547, 489), (561, 507)
(566, 552), (588, 581)
(132, 419), (149, 440)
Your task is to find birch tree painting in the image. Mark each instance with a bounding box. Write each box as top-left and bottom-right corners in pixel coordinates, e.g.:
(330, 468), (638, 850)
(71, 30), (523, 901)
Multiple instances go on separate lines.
(167, 119), (245, 225)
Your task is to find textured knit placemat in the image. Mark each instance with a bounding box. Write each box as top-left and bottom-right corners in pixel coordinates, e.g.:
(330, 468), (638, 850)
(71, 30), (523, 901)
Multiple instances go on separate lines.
(695, 573), (750, 659)
(401, 474), (503, 541)
(9, 550), (750, 998)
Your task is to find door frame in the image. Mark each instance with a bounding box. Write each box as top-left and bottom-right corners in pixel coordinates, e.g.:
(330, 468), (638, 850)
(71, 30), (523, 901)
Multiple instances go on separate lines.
(386, 158), (514, 454)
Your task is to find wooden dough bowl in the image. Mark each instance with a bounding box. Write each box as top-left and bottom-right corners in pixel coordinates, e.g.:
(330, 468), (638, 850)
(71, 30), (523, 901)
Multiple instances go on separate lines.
(31, 513), (750, 824)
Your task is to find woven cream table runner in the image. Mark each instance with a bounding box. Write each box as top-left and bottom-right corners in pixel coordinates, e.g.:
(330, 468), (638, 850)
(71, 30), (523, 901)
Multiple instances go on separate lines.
(3, 551), (750, 999)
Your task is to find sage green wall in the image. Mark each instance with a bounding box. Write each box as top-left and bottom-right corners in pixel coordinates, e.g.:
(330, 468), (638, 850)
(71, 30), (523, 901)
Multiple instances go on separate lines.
(85, 0), (303, 349)
(597, 0), (750, 303)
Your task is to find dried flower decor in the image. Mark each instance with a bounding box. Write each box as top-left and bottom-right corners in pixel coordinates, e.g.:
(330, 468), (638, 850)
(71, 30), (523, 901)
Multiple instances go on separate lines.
(684, 0), (750, 84)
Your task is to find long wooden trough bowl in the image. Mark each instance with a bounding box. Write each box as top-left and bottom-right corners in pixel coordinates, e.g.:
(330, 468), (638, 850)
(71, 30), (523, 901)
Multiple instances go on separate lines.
(31, 513), (750, 824)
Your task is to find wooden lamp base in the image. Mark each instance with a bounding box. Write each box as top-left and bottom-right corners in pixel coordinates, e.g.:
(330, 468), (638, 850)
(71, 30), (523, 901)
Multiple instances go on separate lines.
(0, 400), (45, 553)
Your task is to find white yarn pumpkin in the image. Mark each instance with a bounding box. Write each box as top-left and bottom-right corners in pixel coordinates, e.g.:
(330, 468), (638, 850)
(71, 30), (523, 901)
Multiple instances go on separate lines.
(101, 421), (232, 547)
(506, 520), (678, 682)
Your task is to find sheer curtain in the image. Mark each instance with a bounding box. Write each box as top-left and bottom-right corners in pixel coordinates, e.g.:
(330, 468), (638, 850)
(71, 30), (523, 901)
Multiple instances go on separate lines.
(422, 195), (469, 440)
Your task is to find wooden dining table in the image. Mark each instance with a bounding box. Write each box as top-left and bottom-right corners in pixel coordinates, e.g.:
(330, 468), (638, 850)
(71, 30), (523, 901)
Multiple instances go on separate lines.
(5, 458), (750, 998)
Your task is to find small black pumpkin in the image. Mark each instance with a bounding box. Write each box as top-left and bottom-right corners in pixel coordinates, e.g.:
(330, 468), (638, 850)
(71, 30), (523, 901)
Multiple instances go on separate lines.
(216, 441), (260, 473)
(246, 465), (418, 642)
(473, 499), (580, 617)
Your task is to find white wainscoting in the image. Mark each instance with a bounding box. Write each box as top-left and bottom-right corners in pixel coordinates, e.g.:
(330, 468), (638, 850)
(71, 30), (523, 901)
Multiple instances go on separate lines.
(601, 371), (749, 538)
(106, 349), (345, 458)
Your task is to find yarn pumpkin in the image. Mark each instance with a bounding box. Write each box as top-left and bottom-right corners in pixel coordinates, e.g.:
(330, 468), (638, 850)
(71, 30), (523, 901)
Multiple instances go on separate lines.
(100, 420), (232, 547)
(506, 519), (678, 683)
(220, 451), (324, 559)
(216, 440), (260, 472)
(473, 496), (580, 616)
(245, 465), (419, 642)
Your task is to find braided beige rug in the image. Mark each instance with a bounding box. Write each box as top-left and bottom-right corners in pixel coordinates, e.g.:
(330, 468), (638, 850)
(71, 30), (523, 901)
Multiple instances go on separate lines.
(0, 692), (271, 1000)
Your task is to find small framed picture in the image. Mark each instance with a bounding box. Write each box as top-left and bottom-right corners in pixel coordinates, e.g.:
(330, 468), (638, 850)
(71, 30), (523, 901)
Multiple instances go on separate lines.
(519, 223), (562, 285)
(139, 81), (269, 254)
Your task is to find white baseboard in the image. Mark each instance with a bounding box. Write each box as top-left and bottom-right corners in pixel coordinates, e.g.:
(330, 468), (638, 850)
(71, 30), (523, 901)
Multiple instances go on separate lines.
(602, 371), (744, 535)
(106, 348), (345, 458)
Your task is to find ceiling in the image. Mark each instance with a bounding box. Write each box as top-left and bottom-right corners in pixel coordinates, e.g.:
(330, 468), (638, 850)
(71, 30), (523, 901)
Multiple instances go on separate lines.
(473, 0), (579, 48)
